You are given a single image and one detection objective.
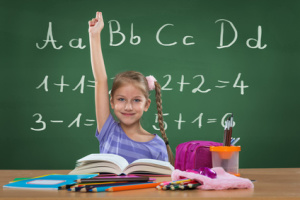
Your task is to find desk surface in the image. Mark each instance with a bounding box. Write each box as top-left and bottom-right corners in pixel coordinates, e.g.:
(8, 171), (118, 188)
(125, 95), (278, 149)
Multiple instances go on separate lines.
(1, 168), (300, 200)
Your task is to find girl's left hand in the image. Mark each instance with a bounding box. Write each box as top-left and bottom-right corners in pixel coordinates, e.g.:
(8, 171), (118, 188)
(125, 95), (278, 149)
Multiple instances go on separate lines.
(88, 11), (104, 35)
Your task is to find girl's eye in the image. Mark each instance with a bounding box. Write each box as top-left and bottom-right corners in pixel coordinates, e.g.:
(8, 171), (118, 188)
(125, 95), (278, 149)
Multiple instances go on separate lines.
(134, 99), (141, 102)
(118, 98), (125, 101)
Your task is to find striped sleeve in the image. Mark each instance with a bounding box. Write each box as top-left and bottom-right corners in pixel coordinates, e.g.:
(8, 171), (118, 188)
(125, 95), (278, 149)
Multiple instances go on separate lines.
(95, 114), (117, 143)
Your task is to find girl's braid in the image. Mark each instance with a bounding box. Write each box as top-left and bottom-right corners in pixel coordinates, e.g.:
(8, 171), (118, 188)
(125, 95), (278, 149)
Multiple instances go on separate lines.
(154, 82), (175, 166)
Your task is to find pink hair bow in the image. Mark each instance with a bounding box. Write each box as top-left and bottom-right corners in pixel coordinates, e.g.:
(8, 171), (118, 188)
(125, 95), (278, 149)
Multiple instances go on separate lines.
(146, 75), (157, 91)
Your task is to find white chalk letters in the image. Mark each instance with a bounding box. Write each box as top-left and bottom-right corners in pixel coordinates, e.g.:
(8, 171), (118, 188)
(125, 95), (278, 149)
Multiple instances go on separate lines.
(36, 22), (86, 50)
(36, 19), (266, 49)
(216, 19), (267, 49)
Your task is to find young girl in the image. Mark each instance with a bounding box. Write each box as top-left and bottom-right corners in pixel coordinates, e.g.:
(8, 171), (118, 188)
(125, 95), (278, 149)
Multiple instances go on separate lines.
(88, 12), (174, 165)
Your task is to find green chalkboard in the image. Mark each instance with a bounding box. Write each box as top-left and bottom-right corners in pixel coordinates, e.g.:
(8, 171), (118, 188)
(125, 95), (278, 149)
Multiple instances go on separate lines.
(1, 0), (300, 169)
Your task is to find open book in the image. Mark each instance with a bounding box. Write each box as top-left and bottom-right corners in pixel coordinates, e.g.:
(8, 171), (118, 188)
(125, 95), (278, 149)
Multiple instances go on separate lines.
(69, 154), (174, 175)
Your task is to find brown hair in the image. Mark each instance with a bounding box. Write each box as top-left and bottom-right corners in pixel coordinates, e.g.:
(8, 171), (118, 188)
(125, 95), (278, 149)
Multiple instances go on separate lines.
(111, 71), (175, 165)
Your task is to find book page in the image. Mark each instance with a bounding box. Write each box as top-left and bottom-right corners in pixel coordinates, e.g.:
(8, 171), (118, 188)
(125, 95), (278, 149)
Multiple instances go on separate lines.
(124, 165), (173, 175)
(69, 166), (120, 175)
(75, 162), (121, 171)
(128, 159), (174, 169)
(123, 159), (174, 174)
(77, 154), (129, 171)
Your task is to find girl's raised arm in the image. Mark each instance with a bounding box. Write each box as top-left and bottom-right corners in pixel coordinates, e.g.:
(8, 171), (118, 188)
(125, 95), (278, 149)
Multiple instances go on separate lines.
(88, 12), (110, 133)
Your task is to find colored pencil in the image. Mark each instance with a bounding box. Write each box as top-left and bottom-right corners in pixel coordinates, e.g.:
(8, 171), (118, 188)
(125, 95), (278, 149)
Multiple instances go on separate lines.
(87, 182), (154, 193)
(228, 115), (233, 146)
(231, 137), (235, 144)
(231, 137), (240, 146)
(186, 183), (202, 188)
(224, 115), (233, 146)
(223, 120), (228, 146)
(170, 184), (180, 190)
(179, 183), (201, 190)
(179, 180), (198, 185)
(156, 185), (163, 190)
(77, 176), (149, 183)
(69, 187), (84, 192)
(170, 179), (193, 185)
(105, 182), (161, 192)
(82, 182), (153, 192)
(160, 178), (192, 186)
(73, 181), (125, 187)
(162, 184), (171, 190)
(225, 117), (231, 146)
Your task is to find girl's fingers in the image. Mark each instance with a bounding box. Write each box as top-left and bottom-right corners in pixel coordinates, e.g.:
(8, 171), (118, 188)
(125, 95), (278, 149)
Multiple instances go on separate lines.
(100, 12), (103, 22)
(89, 13), (102, 28)
(92, 18), (97, 25)
(96, 11), (101, 19)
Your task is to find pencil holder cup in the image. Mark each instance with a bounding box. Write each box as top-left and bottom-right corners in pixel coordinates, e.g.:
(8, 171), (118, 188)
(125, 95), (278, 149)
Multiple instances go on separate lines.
(210, 146), (241, 176)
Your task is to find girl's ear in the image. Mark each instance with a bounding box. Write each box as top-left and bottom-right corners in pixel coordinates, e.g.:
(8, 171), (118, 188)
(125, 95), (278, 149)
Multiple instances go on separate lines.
(144, 99), (151, 112)
(110, 96), (114, 109)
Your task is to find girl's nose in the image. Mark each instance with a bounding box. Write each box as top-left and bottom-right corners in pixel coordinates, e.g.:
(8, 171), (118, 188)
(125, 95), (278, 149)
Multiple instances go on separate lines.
(125, 102), (133, 110)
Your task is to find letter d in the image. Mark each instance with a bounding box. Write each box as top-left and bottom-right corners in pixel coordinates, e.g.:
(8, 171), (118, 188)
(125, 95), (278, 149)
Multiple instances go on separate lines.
(215, 19), (238, 49)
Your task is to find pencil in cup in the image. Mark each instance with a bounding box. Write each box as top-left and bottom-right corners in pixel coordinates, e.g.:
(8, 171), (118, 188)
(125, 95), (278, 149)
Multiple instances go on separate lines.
(223, 120), (228, 146)
(231, 137), (240, 146)
(227, 115), (233, 146)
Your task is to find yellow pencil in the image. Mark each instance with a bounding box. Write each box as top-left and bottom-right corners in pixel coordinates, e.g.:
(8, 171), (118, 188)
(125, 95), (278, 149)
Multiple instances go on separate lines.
(170, 179), (193, 185)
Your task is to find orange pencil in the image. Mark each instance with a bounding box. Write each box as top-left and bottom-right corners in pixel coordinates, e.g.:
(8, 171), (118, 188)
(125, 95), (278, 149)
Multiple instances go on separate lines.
(105, 182), (161, 192)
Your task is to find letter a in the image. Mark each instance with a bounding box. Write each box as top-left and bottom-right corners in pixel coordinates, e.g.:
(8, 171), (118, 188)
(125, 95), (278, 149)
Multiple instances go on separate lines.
(36, 22), (63, 50)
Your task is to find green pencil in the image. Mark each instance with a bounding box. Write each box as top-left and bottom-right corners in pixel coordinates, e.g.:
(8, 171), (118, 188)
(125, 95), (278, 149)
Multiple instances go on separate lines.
(170, 184), (180, 190)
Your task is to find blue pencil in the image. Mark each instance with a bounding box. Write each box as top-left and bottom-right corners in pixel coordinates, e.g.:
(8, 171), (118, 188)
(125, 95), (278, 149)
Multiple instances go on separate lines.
(231, 137), (240, 145)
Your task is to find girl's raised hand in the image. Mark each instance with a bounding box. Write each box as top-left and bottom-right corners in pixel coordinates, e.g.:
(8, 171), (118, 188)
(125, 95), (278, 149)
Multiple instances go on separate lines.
(88, 11), (104, 34)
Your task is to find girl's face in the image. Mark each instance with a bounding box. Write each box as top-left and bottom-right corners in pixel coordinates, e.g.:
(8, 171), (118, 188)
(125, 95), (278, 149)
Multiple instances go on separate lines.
(110, 84), (151, 126)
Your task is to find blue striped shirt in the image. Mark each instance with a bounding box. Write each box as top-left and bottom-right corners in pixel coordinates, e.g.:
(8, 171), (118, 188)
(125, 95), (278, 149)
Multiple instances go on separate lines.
(95, 114), (168, 163)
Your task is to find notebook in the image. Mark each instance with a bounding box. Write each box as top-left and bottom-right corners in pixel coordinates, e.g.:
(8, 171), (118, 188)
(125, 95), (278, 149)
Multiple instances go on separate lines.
(3, 174), (98, 190)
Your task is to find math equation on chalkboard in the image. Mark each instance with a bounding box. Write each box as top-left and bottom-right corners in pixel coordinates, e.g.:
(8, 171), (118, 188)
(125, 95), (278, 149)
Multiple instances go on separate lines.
(30, 112), (236, 132)
(35, 73), (248, 95)
(31, 73), (245, 132)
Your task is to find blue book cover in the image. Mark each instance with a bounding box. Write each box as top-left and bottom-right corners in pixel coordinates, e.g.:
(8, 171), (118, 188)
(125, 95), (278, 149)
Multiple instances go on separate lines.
(3, 174), (98, 190)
